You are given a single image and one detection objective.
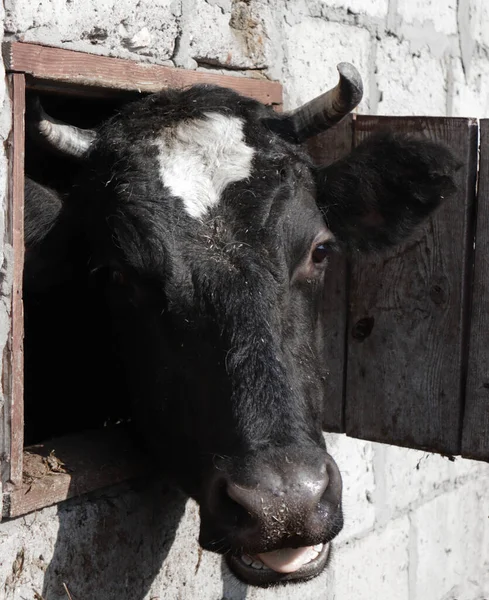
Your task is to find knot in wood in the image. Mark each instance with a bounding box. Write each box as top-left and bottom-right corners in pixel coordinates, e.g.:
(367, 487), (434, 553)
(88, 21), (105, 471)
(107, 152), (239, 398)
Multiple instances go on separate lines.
(429, 284), (447, 305)
(351, 316), (375, 341)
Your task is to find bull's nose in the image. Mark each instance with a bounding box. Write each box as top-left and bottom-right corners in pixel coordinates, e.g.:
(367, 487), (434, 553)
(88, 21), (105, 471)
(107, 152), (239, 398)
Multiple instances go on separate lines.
(204, 451), (343, 553)
(227, 461), (329, 519)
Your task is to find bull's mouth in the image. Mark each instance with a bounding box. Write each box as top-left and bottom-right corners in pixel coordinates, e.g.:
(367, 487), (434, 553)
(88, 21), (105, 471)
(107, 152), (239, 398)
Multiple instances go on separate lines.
(227, 542), (331, 586)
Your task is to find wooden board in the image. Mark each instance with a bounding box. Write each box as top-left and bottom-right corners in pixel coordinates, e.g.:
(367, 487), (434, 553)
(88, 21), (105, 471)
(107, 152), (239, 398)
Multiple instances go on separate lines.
(3, 42), (283, 106)
(307, 115), (353, 432)
(345, 116), (478, 454)
(9, 73), (25, 488)
(0, 74), (25, 497)
(4, 427), (147, 519)
(462, 119), (489, 460)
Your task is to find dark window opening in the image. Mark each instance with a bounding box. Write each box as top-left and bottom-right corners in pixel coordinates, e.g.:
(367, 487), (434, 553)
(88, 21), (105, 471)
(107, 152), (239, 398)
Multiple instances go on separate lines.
(24, 90), (136, 445)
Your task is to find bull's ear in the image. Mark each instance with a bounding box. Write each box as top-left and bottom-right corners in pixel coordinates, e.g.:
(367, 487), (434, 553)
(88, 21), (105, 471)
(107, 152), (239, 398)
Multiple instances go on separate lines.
(24, 178), (78, 293)
(24, 177), (63, 248)
(315, 133), (460, 252)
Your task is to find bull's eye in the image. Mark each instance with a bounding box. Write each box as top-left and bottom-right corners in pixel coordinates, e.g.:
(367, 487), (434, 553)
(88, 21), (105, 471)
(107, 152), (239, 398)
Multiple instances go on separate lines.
(311, 243), (330, 264)
(111, 270), (126, 285)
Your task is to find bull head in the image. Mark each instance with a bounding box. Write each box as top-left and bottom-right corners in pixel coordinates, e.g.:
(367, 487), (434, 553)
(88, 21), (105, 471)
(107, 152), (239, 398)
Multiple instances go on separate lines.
(24, 66), (458, 588)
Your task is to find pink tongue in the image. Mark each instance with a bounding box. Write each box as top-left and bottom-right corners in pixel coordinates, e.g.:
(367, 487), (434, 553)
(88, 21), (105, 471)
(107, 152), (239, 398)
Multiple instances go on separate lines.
(256, 546), (317, 574)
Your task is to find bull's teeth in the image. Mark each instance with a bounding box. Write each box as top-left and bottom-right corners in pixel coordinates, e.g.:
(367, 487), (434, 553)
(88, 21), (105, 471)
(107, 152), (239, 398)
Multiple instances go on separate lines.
(241, 554), (253, 566)
(313, 544), (324, 552)
(251, 559), (264, 570)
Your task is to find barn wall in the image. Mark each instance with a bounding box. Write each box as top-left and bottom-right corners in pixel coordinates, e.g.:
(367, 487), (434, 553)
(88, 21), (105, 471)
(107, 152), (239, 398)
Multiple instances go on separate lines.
(1, 1), (489, 599)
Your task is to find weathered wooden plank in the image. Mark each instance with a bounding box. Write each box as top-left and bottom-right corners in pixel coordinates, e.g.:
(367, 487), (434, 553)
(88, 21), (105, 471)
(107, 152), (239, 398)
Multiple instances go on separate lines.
(307, 115), (353, 432)
(9, 73), (25, 488)
(0, 74), (25, 497)
(4, 427), (147, 519)
(3, 42), (283, 107)
(462, 119), (489, 461)
(345, 116), (477, 454)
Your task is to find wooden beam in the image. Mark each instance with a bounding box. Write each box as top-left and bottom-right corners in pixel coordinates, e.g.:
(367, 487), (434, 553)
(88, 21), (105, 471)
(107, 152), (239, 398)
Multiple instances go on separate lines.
(5, 73), (25, 490)
(345, 116), (478, 454)
(3, 42), (283, 107)
(5, 427), (148, 519)
(462, 119), (489, 461)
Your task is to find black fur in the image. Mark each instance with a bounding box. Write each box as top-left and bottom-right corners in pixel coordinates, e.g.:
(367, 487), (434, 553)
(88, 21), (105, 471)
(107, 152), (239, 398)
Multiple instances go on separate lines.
(24, 85), (458, 584)
(24, 178), (63, 247)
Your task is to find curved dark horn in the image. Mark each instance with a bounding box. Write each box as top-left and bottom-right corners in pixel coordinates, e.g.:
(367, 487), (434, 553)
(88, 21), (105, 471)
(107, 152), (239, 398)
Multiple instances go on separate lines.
(286, 63), (363, 143)
(26, 96), (96, 160)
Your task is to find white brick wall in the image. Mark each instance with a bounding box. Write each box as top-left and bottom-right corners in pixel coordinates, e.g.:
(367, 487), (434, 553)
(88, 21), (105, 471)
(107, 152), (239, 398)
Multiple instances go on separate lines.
(317, 0), (389, 19)
(451, 51), (489, 117)
(326, 434), (376, 540)
(376, 38), (448, 115)
(4, 0), (180, 61)
(2, 1), (489, 599)
(411, 477), (489, 600)
(183, 0), (268, 70)
(397, 0), (458, 35)
(467, 0), (489, 51)
(331, 516), (411, 600)
(281, 17), (372, 111)
(374, 442), (486, 519)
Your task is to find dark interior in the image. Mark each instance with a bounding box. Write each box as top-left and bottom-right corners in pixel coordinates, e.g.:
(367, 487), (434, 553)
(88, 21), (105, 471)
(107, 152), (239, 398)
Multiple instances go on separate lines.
(25, 90), (131, 191)
(23, 89), (138, 444)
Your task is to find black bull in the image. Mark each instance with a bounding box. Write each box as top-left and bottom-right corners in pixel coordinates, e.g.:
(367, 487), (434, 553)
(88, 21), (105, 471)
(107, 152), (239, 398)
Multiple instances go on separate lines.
(23, 66), (458, 586)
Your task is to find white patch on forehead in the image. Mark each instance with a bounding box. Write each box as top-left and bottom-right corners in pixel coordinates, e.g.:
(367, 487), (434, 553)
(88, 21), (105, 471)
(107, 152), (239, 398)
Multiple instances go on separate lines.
(155, 112), (254, 219)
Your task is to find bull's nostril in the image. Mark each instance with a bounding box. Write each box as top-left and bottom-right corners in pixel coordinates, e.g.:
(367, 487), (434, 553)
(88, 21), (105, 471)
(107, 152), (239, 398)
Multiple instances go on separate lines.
(211, 480), (253, 527)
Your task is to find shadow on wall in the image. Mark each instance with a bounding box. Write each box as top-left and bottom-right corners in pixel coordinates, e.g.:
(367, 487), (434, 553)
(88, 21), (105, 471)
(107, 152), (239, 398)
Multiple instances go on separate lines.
(220, 557), (248, 600)
(41, 477), (187, 600)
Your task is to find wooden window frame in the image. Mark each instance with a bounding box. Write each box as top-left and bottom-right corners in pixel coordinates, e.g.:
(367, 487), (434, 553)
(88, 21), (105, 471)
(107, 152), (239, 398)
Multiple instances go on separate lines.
(0, 42), (283, 520)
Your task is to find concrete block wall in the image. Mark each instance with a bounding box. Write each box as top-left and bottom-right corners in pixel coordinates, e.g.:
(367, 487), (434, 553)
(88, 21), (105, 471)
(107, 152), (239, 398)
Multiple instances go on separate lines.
(1, 1), (489, 599)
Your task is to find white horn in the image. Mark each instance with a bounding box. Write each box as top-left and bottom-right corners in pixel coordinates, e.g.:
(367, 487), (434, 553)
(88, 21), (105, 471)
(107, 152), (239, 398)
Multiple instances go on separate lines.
(286, 63), (363, 142)
(27, 96), (96, 160)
